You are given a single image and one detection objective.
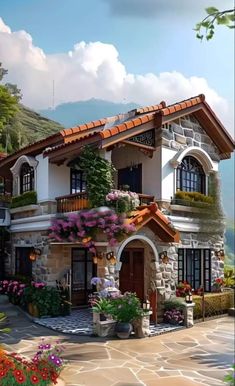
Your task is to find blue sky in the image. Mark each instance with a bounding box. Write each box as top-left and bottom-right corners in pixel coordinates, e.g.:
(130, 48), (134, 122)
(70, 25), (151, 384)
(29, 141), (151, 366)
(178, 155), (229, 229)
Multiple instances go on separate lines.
(0, 0), (234, 133)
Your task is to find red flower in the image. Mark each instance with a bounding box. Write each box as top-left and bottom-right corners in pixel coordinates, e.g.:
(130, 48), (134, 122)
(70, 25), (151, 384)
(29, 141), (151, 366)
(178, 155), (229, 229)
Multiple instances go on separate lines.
(13, 369), (24, 378)
(41, 372), (48, 380)
(30, 374), (40, 384)
(0, 369), (6, 378)
(15, 374), (26, 384)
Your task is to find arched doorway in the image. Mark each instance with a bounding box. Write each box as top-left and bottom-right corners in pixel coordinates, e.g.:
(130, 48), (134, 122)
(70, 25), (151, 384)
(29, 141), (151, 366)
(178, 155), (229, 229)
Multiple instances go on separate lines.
(117, 234), (159, 322)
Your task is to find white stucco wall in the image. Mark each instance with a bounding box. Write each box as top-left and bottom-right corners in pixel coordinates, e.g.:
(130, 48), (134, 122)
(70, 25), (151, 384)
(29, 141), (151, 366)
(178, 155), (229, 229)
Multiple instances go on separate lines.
(36, 154), (49, 201)
(48, 163), (70, 199)
(161, 147), (177, 201)
(36, 155), (70, 201)
(111, 145), (161, 198)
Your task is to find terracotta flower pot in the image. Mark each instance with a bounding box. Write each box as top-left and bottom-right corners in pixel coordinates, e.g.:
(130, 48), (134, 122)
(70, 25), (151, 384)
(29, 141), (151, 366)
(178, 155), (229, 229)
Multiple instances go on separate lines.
(28, 303), (34, 315)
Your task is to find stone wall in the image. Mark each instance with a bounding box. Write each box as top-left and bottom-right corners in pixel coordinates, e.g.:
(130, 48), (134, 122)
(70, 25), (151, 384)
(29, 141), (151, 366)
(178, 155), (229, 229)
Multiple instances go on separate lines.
(156, 114), (221, 161)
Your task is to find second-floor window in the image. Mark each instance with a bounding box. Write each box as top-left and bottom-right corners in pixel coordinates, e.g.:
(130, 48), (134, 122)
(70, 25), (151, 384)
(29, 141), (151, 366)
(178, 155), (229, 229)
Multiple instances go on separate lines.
(176, 156), (205, 194)
(20, 163), (34, 194)
(71, 169), (86, 194)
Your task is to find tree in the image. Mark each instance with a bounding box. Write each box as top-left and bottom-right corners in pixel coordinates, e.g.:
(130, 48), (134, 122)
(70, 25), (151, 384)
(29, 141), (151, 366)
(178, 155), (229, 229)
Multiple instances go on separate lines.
(194, 7), (235, 41)
(0, 63), (19, 132)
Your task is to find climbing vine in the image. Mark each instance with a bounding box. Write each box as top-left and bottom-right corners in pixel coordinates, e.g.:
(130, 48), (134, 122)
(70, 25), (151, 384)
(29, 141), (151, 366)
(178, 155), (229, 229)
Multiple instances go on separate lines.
(79, 146), (115, 208)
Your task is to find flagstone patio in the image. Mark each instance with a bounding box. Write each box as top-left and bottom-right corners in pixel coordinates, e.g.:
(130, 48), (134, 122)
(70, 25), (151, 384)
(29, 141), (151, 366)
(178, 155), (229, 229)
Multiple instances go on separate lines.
(0, 307), (234, 386)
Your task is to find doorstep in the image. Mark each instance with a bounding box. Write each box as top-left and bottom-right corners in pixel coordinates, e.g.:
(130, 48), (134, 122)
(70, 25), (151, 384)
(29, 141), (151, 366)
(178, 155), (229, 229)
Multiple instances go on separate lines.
(33, 309), (185, 337)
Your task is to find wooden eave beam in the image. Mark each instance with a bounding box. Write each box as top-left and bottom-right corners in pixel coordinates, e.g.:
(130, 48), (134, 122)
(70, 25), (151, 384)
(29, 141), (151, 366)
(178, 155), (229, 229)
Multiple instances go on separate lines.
(121, 140), (155, 152)
(46, 136), (101, 163)
(101, 121), (155, 149)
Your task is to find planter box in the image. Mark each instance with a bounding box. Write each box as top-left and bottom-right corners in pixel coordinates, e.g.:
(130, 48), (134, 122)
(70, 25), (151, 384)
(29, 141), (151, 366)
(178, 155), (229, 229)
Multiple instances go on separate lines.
(93, 320), (116, 337)
(133, 311), (152, 338)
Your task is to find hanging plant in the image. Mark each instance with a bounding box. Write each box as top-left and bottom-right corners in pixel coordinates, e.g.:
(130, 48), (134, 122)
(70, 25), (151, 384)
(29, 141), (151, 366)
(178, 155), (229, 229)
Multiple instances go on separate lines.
(49, 208), (136, 252)
(79, 146), (115, 208)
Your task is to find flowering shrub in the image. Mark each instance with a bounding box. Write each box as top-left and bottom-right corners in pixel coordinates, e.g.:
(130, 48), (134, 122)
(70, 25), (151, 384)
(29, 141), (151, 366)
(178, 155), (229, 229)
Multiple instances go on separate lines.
(109, 292), (142, 323)
(163, 309), (184, 325)
(106, 190), (140, 214)
(49, 208), (135, 251)
(0, 341), (64, 385)
(212, 277), (224, 292)
(0, 280), (26, 305)
(176, 281), (192, 297)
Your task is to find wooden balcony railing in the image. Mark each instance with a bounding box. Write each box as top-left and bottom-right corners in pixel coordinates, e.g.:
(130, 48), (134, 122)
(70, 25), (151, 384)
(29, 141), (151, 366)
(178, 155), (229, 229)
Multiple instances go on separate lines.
(55, 192), (155, 213)
(138, 194), (155, 206)
(56, 192), (89, 213)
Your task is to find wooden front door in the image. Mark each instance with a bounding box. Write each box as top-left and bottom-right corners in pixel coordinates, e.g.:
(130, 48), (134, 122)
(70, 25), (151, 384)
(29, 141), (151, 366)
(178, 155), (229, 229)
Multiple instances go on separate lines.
(119, 248), (144, 302)
(15, 247), (32, 278)
(71, 248), (96, 306)
(118, 164), (142, 193)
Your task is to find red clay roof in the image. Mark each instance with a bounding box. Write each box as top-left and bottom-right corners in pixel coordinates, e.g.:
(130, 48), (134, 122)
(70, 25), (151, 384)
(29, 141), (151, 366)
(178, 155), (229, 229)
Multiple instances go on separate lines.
(127, 202), (180, 243)
(159, 94), (205, 116)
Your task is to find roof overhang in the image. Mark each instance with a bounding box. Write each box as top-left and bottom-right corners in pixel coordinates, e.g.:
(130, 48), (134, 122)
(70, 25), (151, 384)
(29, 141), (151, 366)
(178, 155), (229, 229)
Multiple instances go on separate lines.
(127, 203), (180, 243)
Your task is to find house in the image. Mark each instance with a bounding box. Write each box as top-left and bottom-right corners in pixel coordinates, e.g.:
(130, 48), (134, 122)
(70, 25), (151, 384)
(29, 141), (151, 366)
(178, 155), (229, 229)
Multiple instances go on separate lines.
(0, 94), (234, 319)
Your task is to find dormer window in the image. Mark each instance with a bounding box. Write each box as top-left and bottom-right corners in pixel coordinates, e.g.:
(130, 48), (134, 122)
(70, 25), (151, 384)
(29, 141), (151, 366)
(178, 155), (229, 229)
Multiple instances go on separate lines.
(176, 156), (205, 194)
(20, 163), (34, 194)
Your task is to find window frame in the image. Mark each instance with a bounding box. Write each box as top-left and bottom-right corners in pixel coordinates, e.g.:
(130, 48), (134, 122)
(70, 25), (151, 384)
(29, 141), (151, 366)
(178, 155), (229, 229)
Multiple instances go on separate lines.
(20, 163), (35, 194)
(177, 248), (211, 292)
(176, 156), (205, 194)
(70, 169), (86, 194)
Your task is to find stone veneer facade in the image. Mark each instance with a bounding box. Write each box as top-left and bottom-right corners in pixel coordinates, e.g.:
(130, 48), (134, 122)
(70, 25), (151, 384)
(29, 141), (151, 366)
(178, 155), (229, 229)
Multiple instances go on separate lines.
(157, 114), (221, 162)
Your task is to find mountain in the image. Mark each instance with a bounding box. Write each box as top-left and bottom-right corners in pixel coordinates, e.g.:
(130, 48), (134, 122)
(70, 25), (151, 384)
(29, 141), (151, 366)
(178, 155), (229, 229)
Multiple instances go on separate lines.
(40, 98), (139, 127)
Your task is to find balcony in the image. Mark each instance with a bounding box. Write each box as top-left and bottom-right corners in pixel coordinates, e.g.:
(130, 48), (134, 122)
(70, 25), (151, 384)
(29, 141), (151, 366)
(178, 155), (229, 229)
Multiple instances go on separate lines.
(56, 192), (155, 214)
(56, 192), (89, 213)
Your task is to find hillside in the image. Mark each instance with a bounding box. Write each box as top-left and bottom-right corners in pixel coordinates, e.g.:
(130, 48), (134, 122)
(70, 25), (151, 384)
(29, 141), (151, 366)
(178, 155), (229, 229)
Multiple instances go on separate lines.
(0, 104), (63, 153)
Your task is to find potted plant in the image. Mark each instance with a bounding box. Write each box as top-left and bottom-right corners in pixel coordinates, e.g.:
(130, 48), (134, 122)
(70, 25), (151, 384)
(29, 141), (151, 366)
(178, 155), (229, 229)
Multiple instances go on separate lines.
(92, 297), (113, 321)
(109, 292), (142, 339)
(212, 277), (224, 292)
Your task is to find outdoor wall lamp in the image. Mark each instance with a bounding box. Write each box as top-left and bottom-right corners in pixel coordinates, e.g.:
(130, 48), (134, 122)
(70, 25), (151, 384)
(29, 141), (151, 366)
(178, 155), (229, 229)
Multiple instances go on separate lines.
(92, 251), (116, 265)
(160, 251), (169, 264)
(185, 291), (193, 304)
(29, 247), (41, 261)
(142, 297), (151, 311)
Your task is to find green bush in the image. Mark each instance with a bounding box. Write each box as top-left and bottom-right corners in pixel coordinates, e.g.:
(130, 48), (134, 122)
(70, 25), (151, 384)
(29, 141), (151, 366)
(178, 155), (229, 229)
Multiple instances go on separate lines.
(193, 292), (234, 319)
(175, 190), (214, 205)
(11, 191), (37, 208)
(164, 298), (185, 311)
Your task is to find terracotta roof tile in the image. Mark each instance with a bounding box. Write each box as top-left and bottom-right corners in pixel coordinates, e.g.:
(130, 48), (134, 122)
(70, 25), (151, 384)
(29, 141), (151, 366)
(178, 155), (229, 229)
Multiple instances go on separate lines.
(127, 204), (179, 242)
(136, 101), (166, 114)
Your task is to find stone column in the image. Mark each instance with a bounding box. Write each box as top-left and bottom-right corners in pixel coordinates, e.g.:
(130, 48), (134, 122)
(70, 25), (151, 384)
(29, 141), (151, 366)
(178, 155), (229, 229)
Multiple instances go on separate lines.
(183, 302), (195, 328)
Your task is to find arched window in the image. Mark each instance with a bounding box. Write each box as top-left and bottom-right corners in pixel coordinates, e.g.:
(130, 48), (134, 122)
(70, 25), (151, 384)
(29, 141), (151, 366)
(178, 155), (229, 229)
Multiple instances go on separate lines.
(20, 163), (34, 194)
(176, 156), (205, 194)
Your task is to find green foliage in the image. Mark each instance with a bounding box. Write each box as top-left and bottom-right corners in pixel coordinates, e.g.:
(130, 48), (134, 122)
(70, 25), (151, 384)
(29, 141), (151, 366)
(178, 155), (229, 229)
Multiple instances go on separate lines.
(92, 297), (113, 314)
(79, 146), (115, 207)
(11, 191), (37, 208)
(174, 190), (214, 205)
(109, 292), (142, 323)
(0, 104), (63, 153)
(224, 266), (235, 288)
(194, 7), (235, 41)
(224, 364), (235, 386)
(0, 63), (19, 134)
(164, 298), (185, 311)
(193, 292), (234, 319)
(32, 286), (62, 317)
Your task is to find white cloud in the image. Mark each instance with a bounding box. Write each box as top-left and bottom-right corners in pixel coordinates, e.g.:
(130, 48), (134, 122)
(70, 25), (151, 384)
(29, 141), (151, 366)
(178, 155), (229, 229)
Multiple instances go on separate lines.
(0, 17), (233, 136)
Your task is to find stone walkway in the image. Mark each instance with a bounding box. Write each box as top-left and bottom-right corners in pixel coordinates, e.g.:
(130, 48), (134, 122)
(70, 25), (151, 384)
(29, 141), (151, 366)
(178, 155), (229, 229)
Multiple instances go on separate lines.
(0, 308), (234, 386)
(34, 308), (183, 336)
